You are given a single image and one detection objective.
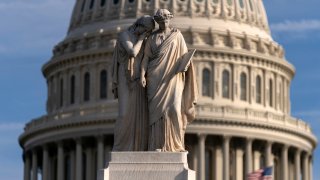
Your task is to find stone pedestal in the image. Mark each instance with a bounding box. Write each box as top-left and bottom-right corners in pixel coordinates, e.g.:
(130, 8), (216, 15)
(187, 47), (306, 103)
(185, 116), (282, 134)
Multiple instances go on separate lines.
(98, 152), (196, 180)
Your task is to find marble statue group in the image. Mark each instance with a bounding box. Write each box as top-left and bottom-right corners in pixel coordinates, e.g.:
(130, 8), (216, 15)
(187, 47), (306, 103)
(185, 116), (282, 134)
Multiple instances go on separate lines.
(112, 9), (198, 152)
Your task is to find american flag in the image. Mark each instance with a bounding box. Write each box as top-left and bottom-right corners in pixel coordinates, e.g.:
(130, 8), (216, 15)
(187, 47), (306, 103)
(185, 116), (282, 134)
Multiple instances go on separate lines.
(247, 166), (273, 180)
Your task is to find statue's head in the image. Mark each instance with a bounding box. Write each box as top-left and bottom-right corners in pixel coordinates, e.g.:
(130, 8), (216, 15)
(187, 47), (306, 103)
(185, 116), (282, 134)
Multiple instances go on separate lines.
(154, 9), (173, 22)
(134, 15), (155, 35)
(154, 9), (173, 29)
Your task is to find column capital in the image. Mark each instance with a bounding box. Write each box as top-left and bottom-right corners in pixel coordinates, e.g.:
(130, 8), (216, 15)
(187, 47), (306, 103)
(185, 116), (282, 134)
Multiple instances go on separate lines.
(295, 148), (301, 154)
(96, 134), (105, 140)
(245, 137), (254, 142)
(75, 137), (82, 144)
(266, 140), (273, 146)
(282, 144), (289, 150)
(223, 135), (231, 141)
(197, 133), (207, 140)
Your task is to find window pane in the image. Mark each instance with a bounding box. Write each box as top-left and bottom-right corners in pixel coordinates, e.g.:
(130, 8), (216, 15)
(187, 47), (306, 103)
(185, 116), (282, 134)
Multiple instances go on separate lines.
(240, 73), (247, 101)
(89, 0), (95, 9)
(100, 0), (106, 6)
(239, 0), (244, 8)
(269, 79), (273, 107)
(100, 70), (107, 99)
(60, 79), (64, 107)
(222, 70), (230, 99)
(202, 69), (211, 97)
(81, 0), (86, 12)
(256, 76), (261, 104)
(70, 76), (75, 104)
(84, 73), (90, 101)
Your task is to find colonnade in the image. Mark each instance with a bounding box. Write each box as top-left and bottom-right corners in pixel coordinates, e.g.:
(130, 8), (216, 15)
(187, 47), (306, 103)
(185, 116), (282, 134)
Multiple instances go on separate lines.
(22, 134), (314, 180)
(23, 136), (113, 180)
(188, 134), (313, 180)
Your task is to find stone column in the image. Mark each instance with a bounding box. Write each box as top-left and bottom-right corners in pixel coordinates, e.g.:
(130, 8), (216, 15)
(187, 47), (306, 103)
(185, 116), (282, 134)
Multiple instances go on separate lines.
(223, 136), (230, 180)
(253, 151), (261, 171)
(86, 148), (93, 180)
(198, 134), (206, 180)
(294, 149), (301, 180)
(42, 146), (49, 180)
(136, 0), (142, 17)
(97, 136), (105, 170)
(264, 141), (273, 167)
(281, 145), (288, 180)
(24, 152), (31, 180)
(32, 150), (38, 180)
(309, 156), (313, 180)
(70, 150), (76, 180)
(119, 0), (125, 19)
(214, 146), (223, 180)
(57, 142), (64, 180)
(235, 147), (244, 180)
(245, 138), (253, 176)
(302, 153), (309, 180)
(76, 139), (83, 180)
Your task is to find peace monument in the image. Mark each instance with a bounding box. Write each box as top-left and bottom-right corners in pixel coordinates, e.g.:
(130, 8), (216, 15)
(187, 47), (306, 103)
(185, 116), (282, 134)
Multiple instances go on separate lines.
(19, 0), (317, 180)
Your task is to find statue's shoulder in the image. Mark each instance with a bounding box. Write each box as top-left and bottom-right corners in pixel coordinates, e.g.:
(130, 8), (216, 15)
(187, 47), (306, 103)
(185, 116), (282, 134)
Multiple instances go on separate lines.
(118, 30), (129, 40)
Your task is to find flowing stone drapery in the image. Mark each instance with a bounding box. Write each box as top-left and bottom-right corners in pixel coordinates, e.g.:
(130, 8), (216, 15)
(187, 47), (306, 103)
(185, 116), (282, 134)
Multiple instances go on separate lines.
(144, 29), (197, 152)
(111, 16), (154, 151)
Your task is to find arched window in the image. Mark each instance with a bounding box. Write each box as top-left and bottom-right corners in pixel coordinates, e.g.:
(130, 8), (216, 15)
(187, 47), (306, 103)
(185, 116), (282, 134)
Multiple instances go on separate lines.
(222, 70), (230, 99)
(279, 83), (283, 110)
(269, 79), (273, 107)
(240, 73), (247, 101)
(227, 0), (233, 6)
(113, 0), (119, 5)
(60, 79), (64, 107)
(239, 0), (244, 8)
(100, 0), (106, 6)
(256, 75), (262, 104)
(128, 0), (135, 3)
(70, 75), (75, 104)
(84, 72), (90, 102)
(100, 70), (108, 99)
(81, 0), (86, 12)
(248, 0), (254, 11)
(202, 68), (211, 97)
(89, 0), (95, 9)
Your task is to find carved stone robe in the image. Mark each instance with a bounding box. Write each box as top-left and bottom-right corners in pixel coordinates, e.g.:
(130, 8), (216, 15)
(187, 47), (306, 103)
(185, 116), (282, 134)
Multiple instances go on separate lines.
(112, 30), (148, 151)
(144, 29), (198, 152)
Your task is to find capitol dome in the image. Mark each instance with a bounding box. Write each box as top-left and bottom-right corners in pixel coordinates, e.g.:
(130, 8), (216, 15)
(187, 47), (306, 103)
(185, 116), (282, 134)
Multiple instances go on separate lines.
(20, 0), (316, 180)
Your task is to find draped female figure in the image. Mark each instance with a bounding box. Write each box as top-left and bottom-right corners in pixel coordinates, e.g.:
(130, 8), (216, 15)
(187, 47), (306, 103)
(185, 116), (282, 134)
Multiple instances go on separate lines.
(140, 10), (198, 152)
(112, 16), (155, 151)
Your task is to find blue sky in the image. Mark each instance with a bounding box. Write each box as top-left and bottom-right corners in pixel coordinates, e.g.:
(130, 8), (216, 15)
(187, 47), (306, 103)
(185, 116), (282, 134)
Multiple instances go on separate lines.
(0, 0), (319, 179)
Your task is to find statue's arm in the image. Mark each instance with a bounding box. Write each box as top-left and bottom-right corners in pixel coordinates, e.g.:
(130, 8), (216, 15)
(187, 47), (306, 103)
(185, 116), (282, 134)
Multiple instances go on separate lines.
(140, 37), (152, 87)
(119, 31), (146, 58)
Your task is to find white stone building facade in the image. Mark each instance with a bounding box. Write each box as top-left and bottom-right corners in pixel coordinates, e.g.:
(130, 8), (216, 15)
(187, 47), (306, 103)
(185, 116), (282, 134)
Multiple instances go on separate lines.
(19, 0), (317, 180)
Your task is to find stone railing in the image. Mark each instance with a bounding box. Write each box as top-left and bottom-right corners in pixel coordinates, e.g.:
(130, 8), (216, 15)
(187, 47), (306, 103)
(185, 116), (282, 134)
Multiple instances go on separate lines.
(195, 105), (312, 134)
(24, 100), (118, 133)
(24, 101), (312, 137)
